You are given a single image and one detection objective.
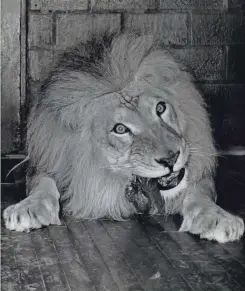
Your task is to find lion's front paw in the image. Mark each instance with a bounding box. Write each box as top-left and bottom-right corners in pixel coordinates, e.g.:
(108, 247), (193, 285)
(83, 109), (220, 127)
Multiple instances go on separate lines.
(179, 206), (244, 243)
(3, 194), (61, 232)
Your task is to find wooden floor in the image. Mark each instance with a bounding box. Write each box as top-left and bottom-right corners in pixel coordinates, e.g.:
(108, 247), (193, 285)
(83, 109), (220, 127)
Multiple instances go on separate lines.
(1, 156), (245, 291)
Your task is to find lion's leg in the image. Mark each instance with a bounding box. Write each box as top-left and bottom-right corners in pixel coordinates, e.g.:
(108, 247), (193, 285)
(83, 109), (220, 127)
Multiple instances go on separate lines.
(176, 177), (244, 243)
(3, 175), (61, 232)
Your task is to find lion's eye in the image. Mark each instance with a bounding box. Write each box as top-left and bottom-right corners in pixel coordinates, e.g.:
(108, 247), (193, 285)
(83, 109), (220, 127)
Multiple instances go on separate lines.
(112, 123), (129, 134)
(156, 101), (166, 116)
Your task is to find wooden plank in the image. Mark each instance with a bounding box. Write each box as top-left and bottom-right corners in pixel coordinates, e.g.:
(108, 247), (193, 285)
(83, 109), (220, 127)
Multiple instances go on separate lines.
(1, 216), (245, 291)
(83, 220), (145, 291)
(132, 217), (220, 291)
(30, 228), (70, 291)
(66, 220), (121, 291)
(101, 220), (192, 291)
(167, 232), (244, 291)
(155, 216), (245, 290)
(158, 217), (244, 291)
(10, 230), (45, 291)
(188, 236), (245, 289)
(140, 216), (245, 291)
(48, 225), (96, 291)
(221, 242), (245, 268)
(1, 0), (21, 153)
(1, 229), (21, 291)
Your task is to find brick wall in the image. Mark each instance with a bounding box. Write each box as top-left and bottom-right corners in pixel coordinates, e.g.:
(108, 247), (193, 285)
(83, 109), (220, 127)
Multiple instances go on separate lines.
(27, 0), (245, 150)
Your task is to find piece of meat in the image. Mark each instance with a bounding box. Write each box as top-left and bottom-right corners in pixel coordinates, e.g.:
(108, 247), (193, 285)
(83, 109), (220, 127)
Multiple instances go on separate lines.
(125, 176), (165, 215)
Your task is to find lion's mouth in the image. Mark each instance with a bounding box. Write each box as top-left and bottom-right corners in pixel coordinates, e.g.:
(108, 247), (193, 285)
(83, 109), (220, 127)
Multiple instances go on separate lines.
(156, 168), (185, 190)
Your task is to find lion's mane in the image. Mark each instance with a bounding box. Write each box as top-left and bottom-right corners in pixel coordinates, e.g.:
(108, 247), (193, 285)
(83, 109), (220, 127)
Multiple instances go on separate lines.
(27, 32), (216, 220)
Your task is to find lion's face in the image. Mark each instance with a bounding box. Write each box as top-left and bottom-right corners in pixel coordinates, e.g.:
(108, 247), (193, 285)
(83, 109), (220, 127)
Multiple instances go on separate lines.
(91, 87), (189, 179)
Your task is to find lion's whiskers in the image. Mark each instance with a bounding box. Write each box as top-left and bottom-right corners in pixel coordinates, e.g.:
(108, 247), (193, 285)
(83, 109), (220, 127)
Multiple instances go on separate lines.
(189, 147), (220, 156)
(190, 150), (226, 158)
(190, 151), (218, 156)
(191, 154), (215, 158)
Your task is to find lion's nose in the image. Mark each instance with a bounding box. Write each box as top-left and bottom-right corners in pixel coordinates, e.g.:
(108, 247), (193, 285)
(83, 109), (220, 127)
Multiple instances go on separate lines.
(155, 151), (180, 170)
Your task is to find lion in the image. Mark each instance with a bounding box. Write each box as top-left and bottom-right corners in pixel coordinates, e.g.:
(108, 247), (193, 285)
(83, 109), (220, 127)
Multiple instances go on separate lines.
(3, 32), (244, 243)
